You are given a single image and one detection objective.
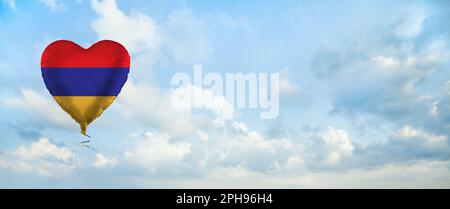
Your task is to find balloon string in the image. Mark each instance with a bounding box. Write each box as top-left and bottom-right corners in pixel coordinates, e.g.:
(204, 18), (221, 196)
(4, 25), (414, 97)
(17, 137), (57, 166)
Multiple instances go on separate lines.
(75, 133), (99, 168)
(76, 133), (89, 168)
(76, 133), (80, 168)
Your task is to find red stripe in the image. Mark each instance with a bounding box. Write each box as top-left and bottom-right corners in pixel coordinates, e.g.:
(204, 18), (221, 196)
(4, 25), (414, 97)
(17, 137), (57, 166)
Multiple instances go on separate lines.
(41, 40), (130, 68)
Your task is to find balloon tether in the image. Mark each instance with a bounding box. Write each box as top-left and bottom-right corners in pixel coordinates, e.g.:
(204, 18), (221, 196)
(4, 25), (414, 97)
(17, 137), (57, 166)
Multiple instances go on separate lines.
(76, 133), (95, 168)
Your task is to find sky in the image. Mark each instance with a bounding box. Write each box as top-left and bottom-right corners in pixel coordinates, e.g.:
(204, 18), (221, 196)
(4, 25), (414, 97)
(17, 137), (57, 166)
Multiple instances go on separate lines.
(0, 0), (449, 188)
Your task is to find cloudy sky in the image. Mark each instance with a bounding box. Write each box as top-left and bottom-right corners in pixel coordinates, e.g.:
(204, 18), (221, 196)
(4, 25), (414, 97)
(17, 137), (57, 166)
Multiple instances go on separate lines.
(0, 0), (449, 188)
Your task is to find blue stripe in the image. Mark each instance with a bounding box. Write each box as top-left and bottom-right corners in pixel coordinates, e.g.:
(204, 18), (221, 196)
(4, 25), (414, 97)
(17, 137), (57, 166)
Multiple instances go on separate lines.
(41, 67), (129, 96)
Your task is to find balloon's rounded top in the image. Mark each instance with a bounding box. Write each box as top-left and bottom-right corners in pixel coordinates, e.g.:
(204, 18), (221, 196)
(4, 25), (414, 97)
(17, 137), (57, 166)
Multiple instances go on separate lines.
(41, 40), (130, 68)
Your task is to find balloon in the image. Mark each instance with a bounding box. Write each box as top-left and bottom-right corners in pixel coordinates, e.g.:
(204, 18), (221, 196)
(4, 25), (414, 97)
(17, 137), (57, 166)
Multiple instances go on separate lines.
(41, 40), (130, 136)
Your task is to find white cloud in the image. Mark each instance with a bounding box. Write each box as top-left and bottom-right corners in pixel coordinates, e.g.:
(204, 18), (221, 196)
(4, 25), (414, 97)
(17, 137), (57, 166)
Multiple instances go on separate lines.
(4, 88), (75, 130)
(229, 121), (283, 157)
(93, 153), (117, 168)
(163, 160), (450, 188)
(118, 81), (196, 136)
(214, 121), (299, 172)
(197, 130), (209, 141)
(91, 0), (159, 54)
(119, 81), (234, 138)
(394, 9), (427, 38)
(124, 132), (192, 173)
(118, 119), (303, 176)
(91, 0), (212, 64)
(314, 127), (354, 165)
(372, 56), (399, 68)
(437, 82), (450, 129)
(429, 101), (439, 116)
(171, 84), (235, 120)
(322, 127), (354, 153)
(0, 138), (75, 177)
(176, 165), (310, 188)
(310, 6), (450, 137)
(397, 126), (447, 145)
(15, 138), (73, 162)
(419, 39), (449, 65)
(352, 126), (450, 168)
(301, 160), (450, 188)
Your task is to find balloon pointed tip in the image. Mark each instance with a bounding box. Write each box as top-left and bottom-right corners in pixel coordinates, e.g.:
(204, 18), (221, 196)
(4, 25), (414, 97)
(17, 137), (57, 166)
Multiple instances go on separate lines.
(80, 122), (90, 138)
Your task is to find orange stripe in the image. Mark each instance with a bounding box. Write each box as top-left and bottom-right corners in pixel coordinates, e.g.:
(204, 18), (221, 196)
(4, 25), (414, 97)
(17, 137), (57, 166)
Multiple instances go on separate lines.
(53, 96), (116, 135)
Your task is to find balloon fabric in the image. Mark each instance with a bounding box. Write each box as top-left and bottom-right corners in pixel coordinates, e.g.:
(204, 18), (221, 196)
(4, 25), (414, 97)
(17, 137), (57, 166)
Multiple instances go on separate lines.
(41, 40), (130, 136)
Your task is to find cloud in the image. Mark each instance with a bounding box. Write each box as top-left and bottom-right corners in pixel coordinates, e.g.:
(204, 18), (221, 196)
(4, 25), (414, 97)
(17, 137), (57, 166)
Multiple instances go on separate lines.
(317, 127), (354, 165)
(372, 56), (399, 68)
(119, 102), (450, 177)
(15, 138), (73, 162)
(119, 118), (304, 176)
(444, 81), (450, 96)
(301, 160), (450, 188)
(175, 165), (310, 188)
(117, 81), (196, 136)
(91, 0), (212, 65)
(397, 125), (447, 145)
(437, 85), (450, 130)
(165, 160), (450, 188)
(0, 138), (75, 177)
(196, 130), (209, 141)
(93, 153), (117, 168)
(350, 126), (450, 169)
(289, 125), (448, 172)
(124, 132), (192, 173)
(220, 121), (298, 172)
(171, 84), (235, 121)
(3, 88), (75, 130)
(310, 7), (450, 138)
(118, 80), (235, 137)
(91, 0), (159, 54)
(394, 8), (427, 39)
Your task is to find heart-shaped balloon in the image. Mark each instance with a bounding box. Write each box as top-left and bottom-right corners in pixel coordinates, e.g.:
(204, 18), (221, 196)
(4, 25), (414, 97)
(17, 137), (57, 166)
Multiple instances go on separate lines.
(41, 40), (130, 136)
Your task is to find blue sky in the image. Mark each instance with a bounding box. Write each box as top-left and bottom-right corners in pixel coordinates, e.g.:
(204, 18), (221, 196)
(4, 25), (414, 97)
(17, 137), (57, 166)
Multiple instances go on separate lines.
(0, 0), (449, 188)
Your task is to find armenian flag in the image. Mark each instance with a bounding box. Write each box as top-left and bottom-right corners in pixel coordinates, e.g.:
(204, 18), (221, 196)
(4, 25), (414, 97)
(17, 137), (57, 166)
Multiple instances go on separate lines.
(41, 40), (130, 136)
